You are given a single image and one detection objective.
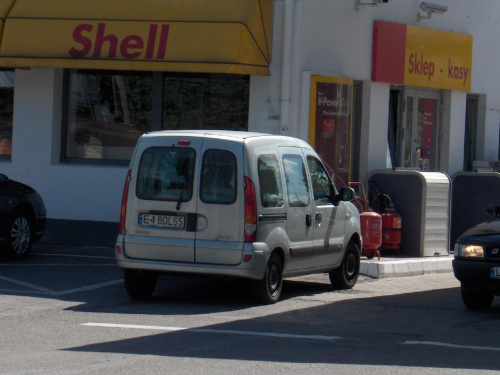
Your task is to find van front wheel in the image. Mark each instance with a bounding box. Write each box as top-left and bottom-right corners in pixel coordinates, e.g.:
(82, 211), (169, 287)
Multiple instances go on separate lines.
(256, 253), (283, 304)
(329, 242), (360, 289)
(124, 270), (158, 300)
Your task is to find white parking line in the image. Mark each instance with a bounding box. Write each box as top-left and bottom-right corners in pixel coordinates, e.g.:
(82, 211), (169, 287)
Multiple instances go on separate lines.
(0, 275), (54, 294)
(0, 264), (116, 267)
(405, 340), (500, 352)
(82, 322), (342, 341)
(0, 274), (122, 296)
(35, 253), (115, 260)
(82, 323), (500, 351)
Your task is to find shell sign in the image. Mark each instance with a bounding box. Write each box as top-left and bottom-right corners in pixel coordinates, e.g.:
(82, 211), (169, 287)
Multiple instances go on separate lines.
(372, 21), (473, 92)
(0, 0), (273, 75)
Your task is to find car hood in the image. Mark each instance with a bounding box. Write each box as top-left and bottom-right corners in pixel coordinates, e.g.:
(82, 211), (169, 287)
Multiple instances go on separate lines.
(458, 219), (500, 243)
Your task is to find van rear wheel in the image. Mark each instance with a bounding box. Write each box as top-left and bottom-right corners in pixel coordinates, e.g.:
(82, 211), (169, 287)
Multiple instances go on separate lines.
(124, 270), (158, 300)
(256, 253), (283, 304)
(329, 242), (360, 289)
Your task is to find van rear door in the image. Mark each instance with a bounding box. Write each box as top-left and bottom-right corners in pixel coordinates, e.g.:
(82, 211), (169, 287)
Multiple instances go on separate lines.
(194, 137), (243, 265)
(123, 136), (201, 262)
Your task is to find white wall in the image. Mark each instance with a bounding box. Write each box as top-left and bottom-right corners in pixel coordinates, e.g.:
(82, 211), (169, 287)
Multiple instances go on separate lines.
(4, 68), (128, 222)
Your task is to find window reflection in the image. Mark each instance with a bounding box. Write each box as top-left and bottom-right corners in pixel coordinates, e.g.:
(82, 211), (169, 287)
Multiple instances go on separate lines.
(66, 72), (152, 160)
(64, 71), (249, 162)
(163, 74), (249, 130)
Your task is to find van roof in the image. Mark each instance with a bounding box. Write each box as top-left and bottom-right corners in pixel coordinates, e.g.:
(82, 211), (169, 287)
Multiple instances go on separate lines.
(141, 130), (309, 144)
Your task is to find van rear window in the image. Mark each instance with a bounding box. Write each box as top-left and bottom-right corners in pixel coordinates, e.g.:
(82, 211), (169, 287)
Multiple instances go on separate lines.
(137, 147), (195, 201)
(200, 149), (237, 204)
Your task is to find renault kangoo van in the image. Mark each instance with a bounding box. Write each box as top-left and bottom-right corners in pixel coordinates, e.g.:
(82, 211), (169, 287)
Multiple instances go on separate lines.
(115, 130), (362, 304)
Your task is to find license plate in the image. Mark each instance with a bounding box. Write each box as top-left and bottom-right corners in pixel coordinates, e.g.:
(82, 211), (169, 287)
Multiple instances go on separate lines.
(138, 213), (185, 229)
(491, 267), (500, 279)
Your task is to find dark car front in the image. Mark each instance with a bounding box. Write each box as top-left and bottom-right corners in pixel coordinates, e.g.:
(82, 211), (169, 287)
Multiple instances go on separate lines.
(453, 213), (500, 309)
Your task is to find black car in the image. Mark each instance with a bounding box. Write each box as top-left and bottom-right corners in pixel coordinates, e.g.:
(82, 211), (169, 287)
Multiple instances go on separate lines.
(0, 173), (46, 260)
(453, 206), (500, 310)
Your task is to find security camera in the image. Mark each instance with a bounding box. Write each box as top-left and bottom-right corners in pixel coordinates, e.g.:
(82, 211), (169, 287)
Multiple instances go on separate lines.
(420, 2), (448, 14)
(355, 0), (390, 10)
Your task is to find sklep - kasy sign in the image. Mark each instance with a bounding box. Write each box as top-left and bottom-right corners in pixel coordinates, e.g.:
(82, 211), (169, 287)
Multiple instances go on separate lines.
(372, 21), (473, 91)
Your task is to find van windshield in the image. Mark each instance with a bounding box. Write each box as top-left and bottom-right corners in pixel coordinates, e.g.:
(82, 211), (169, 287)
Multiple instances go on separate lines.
(137, 146), (196, 201)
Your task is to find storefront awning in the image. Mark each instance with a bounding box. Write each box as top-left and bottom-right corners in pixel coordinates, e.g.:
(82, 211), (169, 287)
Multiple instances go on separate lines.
(0, 0), (273, 75)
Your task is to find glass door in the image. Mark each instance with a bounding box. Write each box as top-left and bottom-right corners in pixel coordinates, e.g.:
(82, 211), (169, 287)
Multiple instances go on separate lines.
(401, 90), (440, 171)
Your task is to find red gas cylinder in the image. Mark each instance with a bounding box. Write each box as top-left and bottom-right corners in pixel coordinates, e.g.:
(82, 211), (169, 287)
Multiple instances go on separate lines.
(381, 206), (402, 250)
(360, 210), (382, 259)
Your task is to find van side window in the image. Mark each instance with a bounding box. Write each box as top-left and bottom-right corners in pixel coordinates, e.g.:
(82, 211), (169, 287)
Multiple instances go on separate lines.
(307, 156), (334, 205)
(282, 154), (310, 207)
(200, 149), (237, 204)
(137, 146), (195, 201)
(258, 155), (284, 208)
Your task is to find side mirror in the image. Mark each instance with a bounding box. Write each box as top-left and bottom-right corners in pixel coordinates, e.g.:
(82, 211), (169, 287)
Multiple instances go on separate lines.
(336, 187), (355, 203)
(486, 205), (500, 218)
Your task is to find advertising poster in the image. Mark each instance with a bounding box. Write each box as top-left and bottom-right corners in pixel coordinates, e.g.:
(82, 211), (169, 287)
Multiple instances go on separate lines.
(309, 76), (353, 187)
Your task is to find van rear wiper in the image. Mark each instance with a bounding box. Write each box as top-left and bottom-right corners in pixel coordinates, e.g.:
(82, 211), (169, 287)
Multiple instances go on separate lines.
(176, 189), (183, 210)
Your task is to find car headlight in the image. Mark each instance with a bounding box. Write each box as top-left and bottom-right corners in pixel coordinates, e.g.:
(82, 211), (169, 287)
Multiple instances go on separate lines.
(456, 243), (485, 258)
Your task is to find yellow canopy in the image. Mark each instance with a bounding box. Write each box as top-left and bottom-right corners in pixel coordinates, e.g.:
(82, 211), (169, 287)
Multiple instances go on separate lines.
(0, 0), (273, 75)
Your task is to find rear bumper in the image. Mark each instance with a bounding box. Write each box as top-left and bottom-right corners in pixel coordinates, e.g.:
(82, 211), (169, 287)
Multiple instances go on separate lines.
(114, 234), (270, 280)
(453, 258), (500, 295)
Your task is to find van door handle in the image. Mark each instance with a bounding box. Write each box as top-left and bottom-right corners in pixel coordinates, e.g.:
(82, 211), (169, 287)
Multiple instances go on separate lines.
(305, 213), (312, 227)
(315, 212), (322, 227)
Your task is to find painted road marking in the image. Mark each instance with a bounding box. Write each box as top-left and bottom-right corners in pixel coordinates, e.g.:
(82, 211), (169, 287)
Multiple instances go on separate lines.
(0, 274), (122, 296)
(0, 274), (54, 294)
(34, 253), (115, 260)
(82, 323), (342, 341)
(405, 340), (500, 352)
(83, 323), (500, 351)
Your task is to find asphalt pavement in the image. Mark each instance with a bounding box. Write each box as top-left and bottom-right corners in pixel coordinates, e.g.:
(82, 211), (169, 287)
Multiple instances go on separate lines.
(33, 242), (454, 280)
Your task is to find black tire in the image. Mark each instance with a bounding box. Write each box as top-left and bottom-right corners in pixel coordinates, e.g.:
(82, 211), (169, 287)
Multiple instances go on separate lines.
(461, 284), (494, 310)
(256, 253), (283, 304)
(329, 242), (360, 289)
(124, 270), (158, 300)
(6, 209), (34, 260)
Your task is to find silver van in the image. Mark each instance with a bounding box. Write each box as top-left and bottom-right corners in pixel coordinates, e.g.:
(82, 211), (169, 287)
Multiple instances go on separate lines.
(115, 130), (362, 303)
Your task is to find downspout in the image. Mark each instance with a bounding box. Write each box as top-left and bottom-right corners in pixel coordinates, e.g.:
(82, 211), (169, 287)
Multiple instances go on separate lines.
(280, 0), (294, 134)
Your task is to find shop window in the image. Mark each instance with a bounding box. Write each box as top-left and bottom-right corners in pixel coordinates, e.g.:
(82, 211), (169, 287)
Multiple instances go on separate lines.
(0, 70), (14, 157)
(163, 74), (249, 130)
(64, 70), (153, 161)
(63, 71), (249, 163)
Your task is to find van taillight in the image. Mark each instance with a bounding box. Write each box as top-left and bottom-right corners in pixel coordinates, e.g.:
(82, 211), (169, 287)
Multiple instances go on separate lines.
(119, 170), (132, 234)
(244, 176), (257, 242)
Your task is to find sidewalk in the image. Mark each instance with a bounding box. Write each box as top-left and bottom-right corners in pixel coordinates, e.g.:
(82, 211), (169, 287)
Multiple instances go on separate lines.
(360, 254), (454, 279)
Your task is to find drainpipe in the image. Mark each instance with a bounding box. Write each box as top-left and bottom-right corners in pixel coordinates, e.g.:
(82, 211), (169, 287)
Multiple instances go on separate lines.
(280, 0), (294, 135)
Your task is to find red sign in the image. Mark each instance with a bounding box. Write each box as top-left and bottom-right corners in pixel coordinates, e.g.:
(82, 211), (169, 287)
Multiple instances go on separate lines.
(69, 23), (170, 60)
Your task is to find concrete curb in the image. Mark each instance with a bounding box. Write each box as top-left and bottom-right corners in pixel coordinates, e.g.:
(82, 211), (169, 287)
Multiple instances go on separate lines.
(360, 255), (454, 279)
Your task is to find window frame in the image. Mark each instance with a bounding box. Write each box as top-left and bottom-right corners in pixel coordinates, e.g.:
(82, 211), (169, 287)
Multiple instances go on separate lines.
(61, 69), (250, 166)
